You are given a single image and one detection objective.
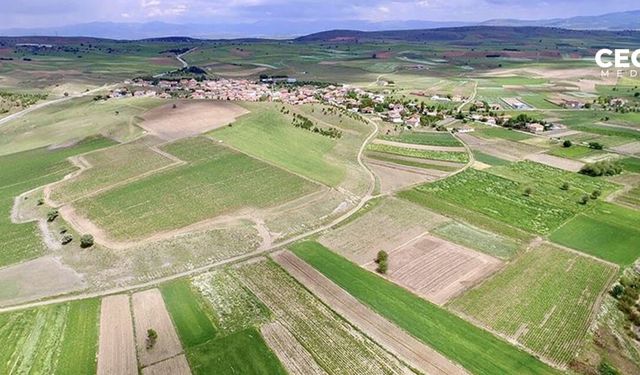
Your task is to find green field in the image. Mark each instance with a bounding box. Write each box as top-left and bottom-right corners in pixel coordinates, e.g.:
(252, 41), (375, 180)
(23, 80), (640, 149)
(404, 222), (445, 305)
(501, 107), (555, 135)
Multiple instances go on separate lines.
(451, 244), (616, 365)
(74, 137), (318, 240)
(291, 241), (558, 375)
(187, 328), (287, 375)
(366, 143), (469, 163)
(161, 279), (218, 348)
(547, 145), (604, 160)
(0, 136), (115, 267)
(432, 221), (522, 259)
(472, 150), (511, 166)
(401, 162), (616, 235)
(0, 299), (100, 374)
(549, 202), (640, 265)
(379, 131), (462, 146)
(620, 157), (640, 173)
(616, 185), (640, 210)
(475, 127), (533, 141)
(211, 103), (350, 187)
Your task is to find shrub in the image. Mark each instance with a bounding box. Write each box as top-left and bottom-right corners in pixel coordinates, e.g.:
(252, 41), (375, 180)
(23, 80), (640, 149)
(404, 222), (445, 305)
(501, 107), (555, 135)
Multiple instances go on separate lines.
(598, 361), (620, 375)
(37, 198), (44, 206)
(375, 250), (388, 263)
(560, 182), (570, 190)
(80, 234), (94, 248)
(47, 209), (59, 222)
(146, 329), (158, 350)
(376, 259), (388, 274)
(611, 284), (624, 299)
(523, 187), (533, 196)
(579, 195), (590, 205)
(579, 160), (623, 177)
(588, 142), (604, 150)
(562, 140), (572, 148)
(591, 189), (602, 199)
(61, 234), (73, 245)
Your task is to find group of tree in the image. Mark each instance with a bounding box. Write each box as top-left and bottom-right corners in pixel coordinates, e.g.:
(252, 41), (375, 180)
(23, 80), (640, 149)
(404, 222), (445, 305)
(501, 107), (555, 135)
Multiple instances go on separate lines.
(375, 250), (388, 274)
(579, 160), (623, 177)
(611, 272), (640, 341)
(503, 113), (545, 130)
(291, 113), (342, 138)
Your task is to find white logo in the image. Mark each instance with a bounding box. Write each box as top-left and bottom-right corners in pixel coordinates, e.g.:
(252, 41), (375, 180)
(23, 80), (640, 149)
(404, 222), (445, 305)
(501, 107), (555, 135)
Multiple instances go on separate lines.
(596, 49), (640, 77)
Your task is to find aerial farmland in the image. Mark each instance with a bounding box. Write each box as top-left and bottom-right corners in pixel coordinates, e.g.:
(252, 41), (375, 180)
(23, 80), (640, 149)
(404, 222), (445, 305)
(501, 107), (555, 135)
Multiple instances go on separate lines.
(1, 9), (640, 375)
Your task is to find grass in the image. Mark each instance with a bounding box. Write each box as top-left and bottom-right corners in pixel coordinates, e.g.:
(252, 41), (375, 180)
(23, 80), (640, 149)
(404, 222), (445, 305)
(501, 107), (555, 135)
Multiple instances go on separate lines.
(366, 143), (469, 163)
(475, 127), (533, 141)
(379, 131), (462, 146)
(432, 221), (521, 259)
(187, 328), (287, 375)
(401, 162), (617, 235)
(620, 157), (640, 173)
(616, 185), (640, 210)
(0, 136), (116, 267)
(211, 103), (347, 187)
(547, 145), (603, 160)
(549, 202), (640, 265)
(0, 299), (100, 374)
(450, 244), (617, 366)
(160, 279), (217, 348)
(291, 241), (558, 375)
(472, 150), (511, 166)
(75, 137), (318, 240)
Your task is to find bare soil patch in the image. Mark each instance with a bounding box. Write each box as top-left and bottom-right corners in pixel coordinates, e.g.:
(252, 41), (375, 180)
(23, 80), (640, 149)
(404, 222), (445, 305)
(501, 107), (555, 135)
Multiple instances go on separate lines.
(273, 250), (469, 375)
(0, 256), (85, 307)
(611, 141), (640, 156)
(132, 288), (183, 367)
(140, 101), (248, 140)
(98, 294), (138, 375)
(261, 321), (327, 375)
(366, 235), (503, 305)
(368, 159), (444, 194)
(142, 355), (191, 375)
(458, 133), (543, 161)
(525, 153), (585, 172)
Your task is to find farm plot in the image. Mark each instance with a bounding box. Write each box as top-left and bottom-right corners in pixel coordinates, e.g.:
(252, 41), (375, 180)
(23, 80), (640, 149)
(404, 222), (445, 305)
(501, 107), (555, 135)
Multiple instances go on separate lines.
(0, 299), (100, 375)
(403, 162), (617, 235)
(142, 355), (191, 375)
(237, 259), (414, 375)
(73, 137), (318, 241)
(615, 185), (640, 210)
(365, 151), (463, 171)
(131, 289), (184, 368)
(450, 244), (617, 366)
(261, 321), (327, 375)
(319, 196), (449, 264)
(49, 136), (177, 204)
(475, 127), (533, 141)
(367, 159), (445, 194)
(547, 145), (604, 161)
(291, 242), (558, 375)
(366, 143), (469, 163)
(611, 141), (640, 156)
(372, 139), (465, 152)
(550, 202), (640, 265)
(379, 131), (462, 146)
(191, 269), (270, 334)
(374, 235), (503, 304)
(140, 100), (248, 140)
(524, 153), (584, 172)
(432, 221), (521, 259)
(97, 294), (137, 375)
(457, 133), (543, 161)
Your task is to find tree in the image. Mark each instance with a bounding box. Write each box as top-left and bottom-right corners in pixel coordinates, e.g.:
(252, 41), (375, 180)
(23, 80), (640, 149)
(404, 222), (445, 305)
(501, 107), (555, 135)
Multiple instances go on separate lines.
(611, 284), (625, 299)
(560, 182), (570, 190)
(579, 195), (590, 205)
(588, 142), (604, 150)
(61, 234), (73, 245)
(80, 234), (94, 248)
(47, 209), (59, 222)
(580, 160), (623, 177)
(523, 187), (533, 196)
(146, 329), (158, 350)
(591, 189), (602, 199)
(375, 250), (389, 274)
(375, 250), (388, 264)
(562, 140), (572, 148)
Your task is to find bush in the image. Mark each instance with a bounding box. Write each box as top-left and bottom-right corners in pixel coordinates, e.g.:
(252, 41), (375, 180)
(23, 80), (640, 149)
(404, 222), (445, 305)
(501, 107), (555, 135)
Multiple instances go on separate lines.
(579, 195), (590, 205)
(591, 189), (602, 199)
(588, 142), (604, 150)
(61, 234), (73, 245)
(376, 259), (388, 274)
(611, 284), (624, 299)
(560, 182), (570, 190)
(598, 361), (620, 375)
(523, 187), (533, 196)
(47, 209), (59, 222)
(562, 140), (572, 148)
(146, 329), (158, 350)
(80, 234), (94, 248)
(37, 198), (44, 206)
(579, 160), (623, 177)
(375, 250), (388, 263)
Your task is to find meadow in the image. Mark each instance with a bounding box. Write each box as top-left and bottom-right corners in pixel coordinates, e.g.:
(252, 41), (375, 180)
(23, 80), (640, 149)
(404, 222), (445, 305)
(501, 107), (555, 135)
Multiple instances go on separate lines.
(450, 244), (617, 366)
(0, 299), (100, 374)
(379, 131), (462, 146)
(291, 241), (558, 375)
(0, 136), (115, 267)
(366, 143), (469, 163)
(549, 202), (640, 265)
(547, 145), (604, 160)
(74, 137), (318, 240)
(475, 127), (533, 141)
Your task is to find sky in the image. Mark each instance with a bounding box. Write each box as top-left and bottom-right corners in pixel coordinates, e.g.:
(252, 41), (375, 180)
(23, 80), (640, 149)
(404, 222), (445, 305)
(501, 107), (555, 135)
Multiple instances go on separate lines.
(1, 0), (639, 29)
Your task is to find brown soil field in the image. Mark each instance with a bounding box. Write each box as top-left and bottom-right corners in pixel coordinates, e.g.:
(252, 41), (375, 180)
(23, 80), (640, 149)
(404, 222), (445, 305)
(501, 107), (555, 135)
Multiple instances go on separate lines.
(132, 288), (184, 367)
(140, 101), (248, 140)
(141, 355), (192, 375)
(368, 159), (444, 193)
(261, 321), (327, 375)
(0, 256), (85, 307)
(543, 130), (582, 139)
(273, 250), (469, 375)
(611, 141), (640, 156)
(149, 56), (179, 66)
(97, 294), (138, 375)
(372, 139), (466, 152)
(525, 153), (585, 172)
(457, 133), (543, 161)
(367, 235), (503, 305)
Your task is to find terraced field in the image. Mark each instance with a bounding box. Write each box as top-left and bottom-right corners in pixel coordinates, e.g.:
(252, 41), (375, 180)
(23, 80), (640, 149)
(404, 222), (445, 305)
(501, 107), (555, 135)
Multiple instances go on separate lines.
(237, 259), (414, 375)
(74, 137), (318, 240)
(0, 299), (100, 374)
(450, 244), (617, 366)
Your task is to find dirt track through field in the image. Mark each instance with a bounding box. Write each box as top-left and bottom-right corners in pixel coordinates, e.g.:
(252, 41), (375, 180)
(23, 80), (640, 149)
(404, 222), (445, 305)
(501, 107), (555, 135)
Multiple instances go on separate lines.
(261, 321), (327, 375)
(97, 294), (138, 375)
(273, 250), (469, 375)
(141, 355), (191, 375)
(132, 288), (184, 367)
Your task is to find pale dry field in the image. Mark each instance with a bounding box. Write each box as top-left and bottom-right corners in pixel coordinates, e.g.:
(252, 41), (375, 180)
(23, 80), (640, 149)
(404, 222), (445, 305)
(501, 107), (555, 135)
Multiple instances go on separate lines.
(140, 100), (248, 140)
(458, 133), (543, 161)
(611, 141), (640, 156)
(131, 288), (183, 367)
(141, 355), (191, 375)
(261, 321), (327, 375)
(97, 294), (138, 375)
(367, 235), (503, 305)
(273, 250), (469, 375)
(368, 159), (444, 194)
(525, 153), (585, 172)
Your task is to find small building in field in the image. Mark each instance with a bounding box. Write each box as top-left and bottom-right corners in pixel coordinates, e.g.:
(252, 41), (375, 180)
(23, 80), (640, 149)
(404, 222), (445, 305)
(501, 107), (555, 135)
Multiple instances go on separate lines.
(525, 123), (545, 134)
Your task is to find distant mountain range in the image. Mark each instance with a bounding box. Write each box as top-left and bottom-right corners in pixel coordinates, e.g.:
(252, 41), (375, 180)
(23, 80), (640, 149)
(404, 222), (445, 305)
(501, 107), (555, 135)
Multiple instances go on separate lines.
(0, 10), (639, 39)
